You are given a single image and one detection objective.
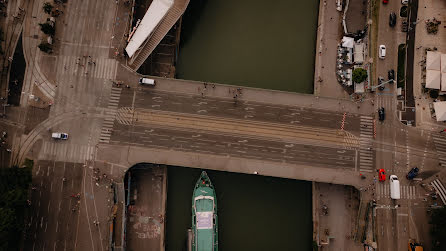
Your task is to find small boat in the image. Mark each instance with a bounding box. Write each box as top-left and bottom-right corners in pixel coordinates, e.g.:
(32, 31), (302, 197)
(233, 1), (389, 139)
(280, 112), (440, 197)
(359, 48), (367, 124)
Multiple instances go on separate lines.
(191, 171), (218, 251)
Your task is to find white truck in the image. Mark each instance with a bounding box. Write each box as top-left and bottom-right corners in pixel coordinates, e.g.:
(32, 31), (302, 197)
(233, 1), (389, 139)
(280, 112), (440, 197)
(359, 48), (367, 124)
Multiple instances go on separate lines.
(52, 132), (69, 140)
(390, 175), (401, 200)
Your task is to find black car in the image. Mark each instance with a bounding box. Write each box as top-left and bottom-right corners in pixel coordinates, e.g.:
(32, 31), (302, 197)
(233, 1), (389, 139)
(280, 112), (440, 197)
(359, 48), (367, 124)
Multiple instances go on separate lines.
(388, 69), (395, 81)
(389, 12), (397, 27)
(378, 107), (385, 121)
(406, 167), (419, 180)
(378, 77), (385, 91)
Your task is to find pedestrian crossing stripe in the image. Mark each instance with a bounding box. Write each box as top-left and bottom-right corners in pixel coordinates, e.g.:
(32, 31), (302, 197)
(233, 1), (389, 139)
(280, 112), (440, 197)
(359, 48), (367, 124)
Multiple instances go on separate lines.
(376, 183), (417, 199)
(56, 56), (118, 80)
(39, 141), (95, 163)
(99, 88), (122, 144)
(359, 116), (374, 172)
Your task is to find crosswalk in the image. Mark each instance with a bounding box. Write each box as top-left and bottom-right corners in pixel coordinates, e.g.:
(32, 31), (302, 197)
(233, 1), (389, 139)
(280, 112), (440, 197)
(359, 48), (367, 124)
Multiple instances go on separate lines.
(56, 55), (118, 80)
(116, 107), (134, 125)
(433, 135), (446, 168)
(359, 116), (375, 172)
(99, 87), (122, 143)
(376, 183), (418, 200)
(39, 141), (95, 163)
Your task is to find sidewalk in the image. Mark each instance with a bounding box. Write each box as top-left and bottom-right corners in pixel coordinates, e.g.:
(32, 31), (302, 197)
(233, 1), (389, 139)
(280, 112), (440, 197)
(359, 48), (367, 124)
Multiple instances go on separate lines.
(412, 0), (446, 129)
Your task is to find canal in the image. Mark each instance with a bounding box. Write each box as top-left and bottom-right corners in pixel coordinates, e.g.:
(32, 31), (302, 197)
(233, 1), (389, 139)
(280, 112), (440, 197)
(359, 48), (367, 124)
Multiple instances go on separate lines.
(176, 0), (320, 93)
(166, 166), (313, 251)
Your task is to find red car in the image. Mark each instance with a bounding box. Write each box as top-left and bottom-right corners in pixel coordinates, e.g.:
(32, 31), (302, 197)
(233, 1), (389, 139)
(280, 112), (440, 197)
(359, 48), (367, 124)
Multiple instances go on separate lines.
(383, 0), (388, 3)
(378, 169), (386, 181)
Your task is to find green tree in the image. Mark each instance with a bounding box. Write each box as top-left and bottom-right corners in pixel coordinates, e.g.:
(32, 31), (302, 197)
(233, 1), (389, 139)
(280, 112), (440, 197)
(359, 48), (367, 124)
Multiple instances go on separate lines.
(42, 2), (53, 14)
(430, 89), (439, 99)
(38, 22), (55, 35)
(38, 42), (52, 53)
(352, 68), (368, 83)
(430, 207), (446, 251)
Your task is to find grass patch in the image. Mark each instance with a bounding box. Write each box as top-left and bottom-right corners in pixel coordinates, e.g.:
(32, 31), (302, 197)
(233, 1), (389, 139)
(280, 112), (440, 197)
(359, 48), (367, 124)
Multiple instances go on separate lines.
(397, 44), (406, 89)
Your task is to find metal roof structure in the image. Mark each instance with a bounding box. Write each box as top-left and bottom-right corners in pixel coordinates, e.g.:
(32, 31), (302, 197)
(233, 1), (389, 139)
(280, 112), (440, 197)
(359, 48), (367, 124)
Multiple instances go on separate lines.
(125, 0), (174, 58)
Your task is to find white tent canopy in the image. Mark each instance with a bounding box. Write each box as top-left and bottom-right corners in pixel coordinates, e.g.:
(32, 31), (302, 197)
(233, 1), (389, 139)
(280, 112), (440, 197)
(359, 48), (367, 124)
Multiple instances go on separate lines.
(426, 51), (441, 70)
(341, 36), (354, 48)
(434, 102), (446, 121)
(442, 74), (446, 91)
(426, 69), (441, 89)
(125, 0), (174, 58)
(442, 54), (446, 73)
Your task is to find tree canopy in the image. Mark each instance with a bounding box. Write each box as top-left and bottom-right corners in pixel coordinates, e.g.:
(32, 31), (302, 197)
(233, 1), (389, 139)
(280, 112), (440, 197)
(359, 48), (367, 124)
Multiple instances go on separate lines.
(352, 68), (368, 83)
(0, 164), (32, 251)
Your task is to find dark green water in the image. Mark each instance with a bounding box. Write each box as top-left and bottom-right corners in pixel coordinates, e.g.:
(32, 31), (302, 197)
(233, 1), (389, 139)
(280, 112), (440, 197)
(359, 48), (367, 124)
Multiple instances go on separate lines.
(176, 0), (320, 93)
(166, 167), (313, 251)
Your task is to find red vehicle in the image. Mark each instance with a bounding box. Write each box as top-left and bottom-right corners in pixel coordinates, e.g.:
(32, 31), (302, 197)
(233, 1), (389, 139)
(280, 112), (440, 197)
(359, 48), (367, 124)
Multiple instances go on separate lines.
(378, 169), (386, 181)
(383, 0), (389, 3)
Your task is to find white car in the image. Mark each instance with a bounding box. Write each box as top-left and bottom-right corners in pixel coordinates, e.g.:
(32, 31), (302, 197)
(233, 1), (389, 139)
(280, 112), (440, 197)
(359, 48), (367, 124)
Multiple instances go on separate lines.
(401, 0), (408, 4)
(379, 45), (386, 59)
(52, 132), (69, 140)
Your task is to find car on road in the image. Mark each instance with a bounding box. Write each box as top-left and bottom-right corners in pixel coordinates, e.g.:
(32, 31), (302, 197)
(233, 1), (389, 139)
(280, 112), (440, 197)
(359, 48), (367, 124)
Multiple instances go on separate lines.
(378, 107), (385, 121)
(379, 45), (386, 59)
(406, 167), (419, 180)
(52, 132), (69, 140)
(388, 69), (395, 81)
(401, 0), (408, 4)
(389, 12), (396, 27)
(390, 175), (401, 200)
(378, 169), (386, 181)
(139, 78), (156, 86)
(378, 76), (385, 91)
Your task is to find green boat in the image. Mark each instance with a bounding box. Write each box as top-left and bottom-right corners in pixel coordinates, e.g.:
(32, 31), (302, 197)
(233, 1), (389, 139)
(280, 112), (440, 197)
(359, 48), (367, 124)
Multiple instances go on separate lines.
(191, 171), (218, 251)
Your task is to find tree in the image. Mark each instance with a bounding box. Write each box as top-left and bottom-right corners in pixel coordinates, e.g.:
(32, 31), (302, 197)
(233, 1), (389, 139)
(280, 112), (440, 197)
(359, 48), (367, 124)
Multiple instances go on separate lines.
(42, 2), (53, 14)
(38, 22), (55, 35)
(430, 89), (439, 99)
(352, 68), (368, 83)
(430, 207), (446, 251)
(38, 42), (52, 53)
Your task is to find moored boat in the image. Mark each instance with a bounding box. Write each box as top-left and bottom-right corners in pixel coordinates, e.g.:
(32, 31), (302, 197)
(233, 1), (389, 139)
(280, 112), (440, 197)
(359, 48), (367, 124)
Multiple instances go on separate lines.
(191, 171), (218, 251)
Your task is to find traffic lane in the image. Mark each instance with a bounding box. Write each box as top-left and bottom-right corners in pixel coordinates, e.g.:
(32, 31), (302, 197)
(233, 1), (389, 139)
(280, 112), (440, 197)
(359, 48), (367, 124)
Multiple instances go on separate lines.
(110, 123), (357, 169)
(24, 161), (85, 251)
(118, 88), (362, 132)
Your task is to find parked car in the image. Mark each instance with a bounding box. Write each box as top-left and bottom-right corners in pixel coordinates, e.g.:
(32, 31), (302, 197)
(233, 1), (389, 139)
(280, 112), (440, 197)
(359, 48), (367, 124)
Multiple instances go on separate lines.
(388, 69), (395, 81)
(379, 45), (386, 59)
(406, 167), (419, 180)
(383, 0), (389, 4)
(401, 0), (408, 4)
(378, 76), (385, 91)
(389, 12), (396, 27)
(52, 132), (69, 140)
(378, 169), (386, 181)
(378, 107), (385, 121)
(401, 21), (408, 32)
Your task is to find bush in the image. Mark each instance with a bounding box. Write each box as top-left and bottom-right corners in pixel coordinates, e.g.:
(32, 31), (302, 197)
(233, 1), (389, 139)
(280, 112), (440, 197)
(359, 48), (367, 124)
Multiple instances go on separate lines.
(38, 22), (55, 35)
(38, 42), (52, 53)
(352, 68), (368, 83)
(42, 2), (53, 14)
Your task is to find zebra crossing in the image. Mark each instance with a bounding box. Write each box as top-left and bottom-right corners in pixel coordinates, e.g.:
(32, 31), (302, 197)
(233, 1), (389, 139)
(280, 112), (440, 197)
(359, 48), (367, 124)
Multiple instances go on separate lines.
(433, 135), (446, 168)
(56, 55), (118, 79)
(39, 141), (95, 163)
(99, 87), (122, 143)
(376, 183), (417, 200)
(116, 107), (134, 125)
(359, 116), (375, 172)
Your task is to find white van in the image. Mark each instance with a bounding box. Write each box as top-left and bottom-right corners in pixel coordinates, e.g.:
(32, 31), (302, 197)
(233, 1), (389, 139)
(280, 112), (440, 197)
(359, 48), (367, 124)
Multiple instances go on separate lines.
(139, 78), (155, 86)
(390, 175), (400, 200)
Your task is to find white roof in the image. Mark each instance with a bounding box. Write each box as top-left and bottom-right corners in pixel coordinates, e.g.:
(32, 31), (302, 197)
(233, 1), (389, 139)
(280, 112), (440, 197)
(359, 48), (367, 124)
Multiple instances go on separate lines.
(196, 212), (213, 229)
(426, 69), (441, 89)
(354, 43), (364, 63)
(125, 0), (174, 58)
(434, 102), (446, 121)
(426, 51), (441, 70)
(442, 54), (446, 73)
(342, 36), (354, 48)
